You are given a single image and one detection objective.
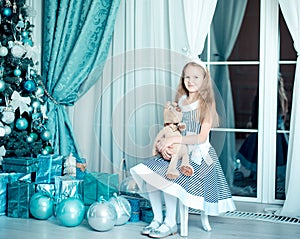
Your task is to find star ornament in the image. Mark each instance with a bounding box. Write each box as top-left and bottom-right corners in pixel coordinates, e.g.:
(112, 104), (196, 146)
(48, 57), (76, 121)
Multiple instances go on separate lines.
(10, 91), (31, 115)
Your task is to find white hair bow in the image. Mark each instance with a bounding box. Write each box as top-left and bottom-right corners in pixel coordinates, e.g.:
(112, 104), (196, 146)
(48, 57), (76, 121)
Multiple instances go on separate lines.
(182, 46), (207, 70)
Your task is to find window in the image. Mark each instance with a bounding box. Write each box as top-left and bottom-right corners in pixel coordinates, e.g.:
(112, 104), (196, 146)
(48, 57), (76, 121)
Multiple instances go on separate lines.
(201, 0), (296, 203)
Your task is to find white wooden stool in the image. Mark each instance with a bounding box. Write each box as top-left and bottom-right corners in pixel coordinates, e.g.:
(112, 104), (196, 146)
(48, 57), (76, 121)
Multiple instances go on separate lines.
(178, 201), (212, 237)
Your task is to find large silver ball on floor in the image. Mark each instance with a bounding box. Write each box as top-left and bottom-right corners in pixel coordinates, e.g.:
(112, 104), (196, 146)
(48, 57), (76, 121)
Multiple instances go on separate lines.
(108, 194), (132, 226)
(87, 197), (117, 231)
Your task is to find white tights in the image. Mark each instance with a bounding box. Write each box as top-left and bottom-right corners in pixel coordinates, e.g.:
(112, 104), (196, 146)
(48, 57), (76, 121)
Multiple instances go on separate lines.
(146, 183), (177, 227)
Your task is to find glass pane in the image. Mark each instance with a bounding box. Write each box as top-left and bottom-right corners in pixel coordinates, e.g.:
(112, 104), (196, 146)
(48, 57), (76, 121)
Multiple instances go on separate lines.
(275, 65), (294, 200)
(210, 64), (259, 130)
(203, 0), (260, 62)
(228, 0), (260, 61)
(210, 64), (259, 198)
(233, 132), (257, 197)
(279, 9), (297, 61)
(230, 65), (259, 129)
(275, 131), (288, 200)
(278, 65), (295, 131)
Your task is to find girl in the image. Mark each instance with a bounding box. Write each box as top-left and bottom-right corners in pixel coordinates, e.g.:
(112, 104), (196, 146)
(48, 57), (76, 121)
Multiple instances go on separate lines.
(130, 61), (236, 238)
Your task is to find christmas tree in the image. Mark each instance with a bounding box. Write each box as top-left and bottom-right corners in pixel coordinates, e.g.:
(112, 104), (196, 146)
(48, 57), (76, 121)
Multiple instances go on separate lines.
(0, 0), (52, 158)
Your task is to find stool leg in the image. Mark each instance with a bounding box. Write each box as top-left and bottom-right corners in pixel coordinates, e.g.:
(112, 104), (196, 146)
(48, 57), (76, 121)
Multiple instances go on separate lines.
(201, 211), (212, 232)
(179, 202), (189, 237)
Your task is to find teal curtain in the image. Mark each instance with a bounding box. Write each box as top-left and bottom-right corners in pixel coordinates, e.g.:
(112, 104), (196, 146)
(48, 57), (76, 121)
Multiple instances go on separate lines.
(42, 0), (121, 156)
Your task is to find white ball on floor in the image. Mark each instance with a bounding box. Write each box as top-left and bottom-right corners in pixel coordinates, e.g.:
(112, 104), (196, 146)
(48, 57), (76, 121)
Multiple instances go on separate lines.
(108, 194), (132, 226)
(87, 198), (117, 231)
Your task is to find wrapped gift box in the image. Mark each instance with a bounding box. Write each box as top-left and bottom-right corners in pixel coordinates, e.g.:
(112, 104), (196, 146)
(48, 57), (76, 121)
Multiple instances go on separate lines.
(126, 197), (141, 222)
(35, 154), (63, 184)
(0, 173), (28, 216)
(54, 176), (84, 204)
(2, 157), (38, 173)
(123, 196), (153, 222)
(7, 181), (35, 218)
(35, 183), (55, 197)
(0, 174), (8, 215)
(84, 172), (119, 205)
(140, 207), (153, 223)
(76, 158), (87, 180)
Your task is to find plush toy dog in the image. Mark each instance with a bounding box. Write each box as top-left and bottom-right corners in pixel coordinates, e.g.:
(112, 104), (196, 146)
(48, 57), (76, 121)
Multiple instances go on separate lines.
(152, 102), (194, 179)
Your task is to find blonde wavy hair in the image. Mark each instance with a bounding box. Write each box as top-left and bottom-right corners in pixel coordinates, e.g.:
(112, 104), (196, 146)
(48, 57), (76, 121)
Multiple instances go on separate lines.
(175, 62), (219, 127)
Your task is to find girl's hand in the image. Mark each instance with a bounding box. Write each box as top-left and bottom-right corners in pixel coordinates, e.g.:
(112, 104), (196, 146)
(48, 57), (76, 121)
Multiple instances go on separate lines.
(156, 138), (176, 160)
(156, 137), (173, 153)
(160, 147), (174, 160)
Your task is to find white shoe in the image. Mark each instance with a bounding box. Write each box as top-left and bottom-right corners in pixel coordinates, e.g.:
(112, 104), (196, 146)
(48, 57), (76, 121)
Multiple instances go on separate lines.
(148, 222), (177, 238)
(141, 220), (161, 235)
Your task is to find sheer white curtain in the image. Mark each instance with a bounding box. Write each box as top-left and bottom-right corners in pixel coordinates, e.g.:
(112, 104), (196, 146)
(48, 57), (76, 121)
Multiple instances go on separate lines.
(72, 0), (186, 173)
(277, 0), (300, 218)
(71, 0), (218, 174)
(183, 0), (217, 59)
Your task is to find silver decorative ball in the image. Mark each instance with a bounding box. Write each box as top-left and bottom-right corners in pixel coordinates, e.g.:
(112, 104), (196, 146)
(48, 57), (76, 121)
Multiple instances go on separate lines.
(108, 194), (131, 226)
(0, 79), (6, 92)
(0, 127), (5, 137)
(1, 108), (15, 124)
(120, 176), (140, 196)
(4, 125), (11, 135)
(35, 86), (45, 97)
(87, 197), (117, 231)
(11, 44), (26, 58)
(31, 100), (41, 110)
(0, 46), (8, 56)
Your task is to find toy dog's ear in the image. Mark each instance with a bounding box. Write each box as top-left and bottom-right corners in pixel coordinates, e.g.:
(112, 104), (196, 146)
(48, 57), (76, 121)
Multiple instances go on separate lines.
(178, 122), (186, 132)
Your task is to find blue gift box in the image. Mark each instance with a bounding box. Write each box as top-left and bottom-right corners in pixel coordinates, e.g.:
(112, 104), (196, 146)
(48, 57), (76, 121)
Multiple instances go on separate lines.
(7, 181), (35, 218)
(83, 172), (119, 205)
(126, 197), (141, 222)
(54, 175), (84, 204)
(76, 158), (87, 180)
(2, 157), (38, 173)
(0, 173), (28, 216)
(35, 154), (63, 184)
(35, 183), (55, 197)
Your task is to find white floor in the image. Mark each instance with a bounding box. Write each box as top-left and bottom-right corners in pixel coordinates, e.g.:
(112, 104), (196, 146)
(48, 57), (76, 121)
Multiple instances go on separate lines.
(1, 202), (300, 239)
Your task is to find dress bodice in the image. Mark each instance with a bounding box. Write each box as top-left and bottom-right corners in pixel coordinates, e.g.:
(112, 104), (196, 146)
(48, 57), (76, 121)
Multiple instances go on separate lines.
(178, 95), (201, 135)
(178, 95), (211, 164)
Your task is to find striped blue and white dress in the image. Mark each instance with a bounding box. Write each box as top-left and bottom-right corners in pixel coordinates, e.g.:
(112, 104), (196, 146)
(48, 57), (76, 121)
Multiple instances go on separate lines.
(130, 97), (236, 215)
